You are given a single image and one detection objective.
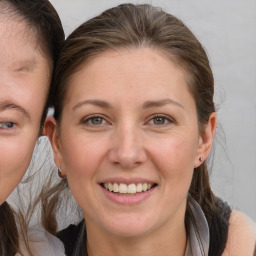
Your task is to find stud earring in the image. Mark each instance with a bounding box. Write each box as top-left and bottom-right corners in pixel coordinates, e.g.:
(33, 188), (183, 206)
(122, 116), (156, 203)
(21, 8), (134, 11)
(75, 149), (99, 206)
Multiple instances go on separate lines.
(199, 157), (204, 162)
(58, 167), (66, 179)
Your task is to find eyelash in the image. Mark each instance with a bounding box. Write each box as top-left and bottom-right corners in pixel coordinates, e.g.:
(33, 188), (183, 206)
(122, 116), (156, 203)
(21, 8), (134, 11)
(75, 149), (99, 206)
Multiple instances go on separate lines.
(81, 114), (109, 126)
(147, 114), (174, 126)
(80, 113), (174, 128)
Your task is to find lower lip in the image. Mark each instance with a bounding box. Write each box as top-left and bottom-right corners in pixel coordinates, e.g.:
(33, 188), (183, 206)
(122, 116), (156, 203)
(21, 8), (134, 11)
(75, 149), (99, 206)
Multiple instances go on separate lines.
(100, 185), (156, 205)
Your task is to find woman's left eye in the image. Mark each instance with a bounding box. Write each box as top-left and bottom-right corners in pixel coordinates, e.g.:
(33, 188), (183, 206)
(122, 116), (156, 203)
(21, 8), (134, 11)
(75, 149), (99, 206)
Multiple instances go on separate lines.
(82, 115), (108, 126)
(0, 122), (15, 129)
(148, 115), (173, 126)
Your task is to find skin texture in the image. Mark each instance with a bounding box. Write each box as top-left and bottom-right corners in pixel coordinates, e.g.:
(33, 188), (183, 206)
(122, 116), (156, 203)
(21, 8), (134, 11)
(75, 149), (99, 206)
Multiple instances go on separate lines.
(0, 16), (50, 204)
(223, 210), (256, 256)
(46, 48), (216, 256)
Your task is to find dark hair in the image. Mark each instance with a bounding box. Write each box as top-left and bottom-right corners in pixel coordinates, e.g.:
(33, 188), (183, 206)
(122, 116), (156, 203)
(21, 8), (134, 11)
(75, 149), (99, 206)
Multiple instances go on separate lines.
(42, 4), (227, 255)
(0, 0), (64, 255)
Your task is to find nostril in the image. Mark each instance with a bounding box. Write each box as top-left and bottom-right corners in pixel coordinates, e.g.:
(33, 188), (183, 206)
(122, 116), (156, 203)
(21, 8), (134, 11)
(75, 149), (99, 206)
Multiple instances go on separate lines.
(107, 133), (147, 168)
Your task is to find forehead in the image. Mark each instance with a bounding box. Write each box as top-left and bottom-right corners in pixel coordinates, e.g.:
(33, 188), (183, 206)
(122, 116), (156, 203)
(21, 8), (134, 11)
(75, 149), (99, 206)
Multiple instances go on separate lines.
(65, 48), (194, 106)
(0, 14), (51, 100)
(0, 15), (51, 70)
(74, 48), (185, 79)
(0, 15), (36, 50)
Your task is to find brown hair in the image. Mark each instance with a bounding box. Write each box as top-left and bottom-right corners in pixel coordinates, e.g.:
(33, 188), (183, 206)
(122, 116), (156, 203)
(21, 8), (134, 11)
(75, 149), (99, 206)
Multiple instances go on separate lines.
(0, 0), (64, 255)
(42, 4), (227, 255)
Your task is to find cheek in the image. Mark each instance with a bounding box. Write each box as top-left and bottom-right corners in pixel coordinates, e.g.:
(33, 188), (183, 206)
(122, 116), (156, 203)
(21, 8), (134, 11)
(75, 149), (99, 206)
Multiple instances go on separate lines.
(0, 136), (36, 170)
(60, 134), (104, 179)
(147, 137), (196, 217)
(148, 134), (197, 186)
(0, 136), (37, 203)
(59, 135), (104, 212)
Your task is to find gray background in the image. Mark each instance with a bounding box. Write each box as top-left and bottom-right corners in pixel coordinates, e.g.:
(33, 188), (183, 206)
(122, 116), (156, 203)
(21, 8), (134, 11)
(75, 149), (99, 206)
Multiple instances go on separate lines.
(48, 0), (256, 220)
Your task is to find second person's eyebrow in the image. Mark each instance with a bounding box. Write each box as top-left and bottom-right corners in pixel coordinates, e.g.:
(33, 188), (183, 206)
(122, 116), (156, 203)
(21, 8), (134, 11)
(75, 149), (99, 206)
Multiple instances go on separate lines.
(0, 101), (31, 120)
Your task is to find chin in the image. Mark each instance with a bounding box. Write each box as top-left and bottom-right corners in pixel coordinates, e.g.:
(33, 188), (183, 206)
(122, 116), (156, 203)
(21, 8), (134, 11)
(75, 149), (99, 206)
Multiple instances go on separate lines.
(100, 214), (156, 238)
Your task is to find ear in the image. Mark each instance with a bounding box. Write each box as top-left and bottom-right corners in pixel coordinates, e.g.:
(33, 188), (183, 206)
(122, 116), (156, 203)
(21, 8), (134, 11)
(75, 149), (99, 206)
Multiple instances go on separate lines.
(194, 112), (217, 168)
(44, 116), (66, 176)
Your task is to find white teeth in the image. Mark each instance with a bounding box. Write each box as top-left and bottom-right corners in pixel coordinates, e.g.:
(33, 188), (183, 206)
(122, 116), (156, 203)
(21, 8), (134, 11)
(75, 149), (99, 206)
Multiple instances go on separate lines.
(103, 182), (154, 194)
(119, 183), (128, 193)
(136, 183), (143, 192)
(142, 183), (148, 191)
(128, 184), (137, 193)
(113, 183), (119, 193)
(108, 183), (113, 192)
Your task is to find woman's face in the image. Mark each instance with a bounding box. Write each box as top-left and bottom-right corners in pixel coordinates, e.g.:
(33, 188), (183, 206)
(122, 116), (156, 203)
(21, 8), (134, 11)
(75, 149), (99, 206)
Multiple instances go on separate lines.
(49, 48), (215, 238)
(0, 17), (50, 204)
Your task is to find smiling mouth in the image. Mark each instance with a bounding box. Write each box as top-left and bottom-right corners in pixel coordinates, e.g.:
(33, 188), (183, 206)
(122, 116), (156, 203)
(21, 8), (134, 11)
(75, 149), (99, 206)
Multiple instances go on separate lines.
(101, 182), (157, 195)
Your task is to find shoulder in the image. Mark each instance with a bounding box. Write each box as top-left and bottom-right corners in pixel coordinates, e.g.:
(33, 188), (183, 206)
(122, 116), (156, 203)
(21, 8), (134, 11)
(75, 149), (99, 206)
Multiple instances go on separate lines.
(57, 220), (84, 244)
(222, 210), (256, 256)
(57, 220), (85, 256)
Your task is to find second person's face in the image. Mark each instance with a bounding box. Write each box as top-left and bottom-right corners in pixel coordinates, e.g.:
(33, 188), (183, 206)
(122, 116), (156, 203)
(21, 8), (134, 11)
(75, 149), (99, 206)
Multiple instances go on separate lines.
(50, 48), (213, 239)
(0, 16), (50, 204)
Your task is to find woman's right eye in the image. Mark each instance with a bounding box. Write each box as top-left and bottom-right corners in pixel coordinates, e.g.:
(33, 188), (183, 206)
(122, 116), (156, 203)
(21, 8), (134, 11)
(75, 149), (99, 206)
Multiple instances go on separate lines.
(0, 122), (15, 129)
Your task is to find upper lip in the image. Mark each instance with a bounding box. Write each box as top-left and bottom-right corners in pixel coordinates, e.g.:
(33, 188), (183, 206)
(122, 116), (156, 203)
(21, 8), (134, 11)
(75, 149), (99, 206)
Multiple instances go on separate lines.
(99, 177), (157, 185)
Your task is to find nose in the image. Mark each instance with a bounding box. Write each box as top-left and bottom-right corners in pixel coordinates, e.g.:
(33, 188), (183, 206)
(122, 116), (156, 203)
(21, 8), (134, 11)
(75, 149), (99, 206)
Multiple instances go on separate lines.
(108, 125), (147, 169)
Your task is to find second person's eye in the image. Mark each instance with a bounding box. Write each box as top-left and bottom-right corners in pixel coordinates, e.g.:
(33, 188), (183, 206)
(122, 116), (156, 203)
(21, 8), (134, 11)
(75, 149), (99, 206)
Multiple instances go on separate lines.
(0, 122), (15, 129)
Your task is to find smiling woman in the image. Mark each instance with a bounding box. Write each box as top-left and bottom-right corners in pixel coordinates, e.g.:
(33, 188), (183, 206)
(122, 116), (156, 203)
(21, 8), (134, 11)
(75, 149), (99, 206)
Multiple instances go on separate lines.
(41, 3), (256, 256)
(0, 0), (64, 255)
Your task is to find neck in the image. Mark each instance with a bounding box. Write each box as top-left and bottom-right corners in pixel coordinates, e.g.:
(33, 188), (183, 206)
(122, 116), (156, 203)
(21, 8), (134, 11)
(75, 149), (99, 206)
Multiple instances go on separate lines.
(85, 216), (187, 256)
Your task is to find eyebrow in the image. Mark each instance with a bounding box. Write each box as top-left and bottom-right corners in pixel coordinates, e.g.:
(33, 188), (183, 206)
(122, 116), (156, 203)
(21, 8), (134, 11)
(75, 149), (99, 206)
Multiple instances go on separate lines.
(0, 101), (31, 120)
(142, 99), (184, 109)
(72, 98), (184, 111)
(72, 99), (112, 111)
